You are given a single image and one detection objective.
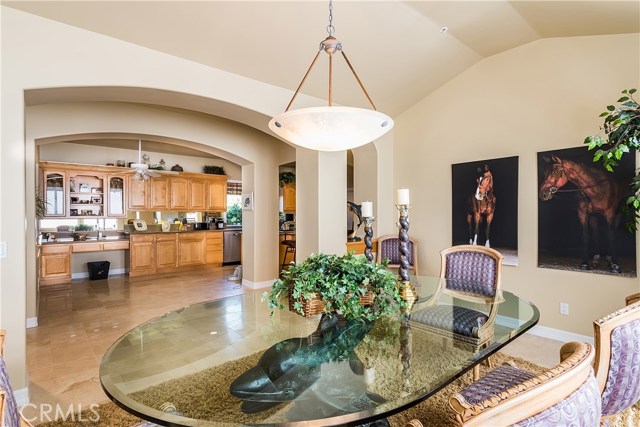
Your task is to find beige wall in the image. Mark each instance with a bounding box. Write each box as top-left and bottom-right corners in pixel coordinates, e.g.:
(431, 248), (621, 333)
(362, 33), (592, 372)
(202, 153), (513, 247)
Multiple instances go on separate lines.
(395, 34), (640, 336)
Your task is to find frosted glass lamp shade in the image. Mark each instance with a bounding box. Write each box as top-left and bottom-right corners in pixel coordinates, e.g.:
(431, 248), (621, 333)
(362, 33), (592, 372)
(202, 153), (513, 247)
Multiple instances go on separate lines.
(269, 106), (394, 151)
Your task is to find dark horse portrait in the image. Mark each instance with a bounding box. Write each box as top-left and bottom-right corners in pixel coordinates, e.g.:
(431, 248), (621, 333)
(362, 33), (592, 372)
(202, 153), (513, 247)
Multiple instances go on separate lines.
(538, 154), (626, 273)
(467, 165), (496, 247)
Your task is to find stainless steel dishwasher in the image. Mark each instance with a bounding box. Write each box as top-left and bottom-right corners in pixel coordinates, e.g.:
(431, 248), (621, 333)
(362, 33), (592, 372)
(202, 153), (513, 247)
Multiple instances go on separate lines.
(223, 228), (242, 265)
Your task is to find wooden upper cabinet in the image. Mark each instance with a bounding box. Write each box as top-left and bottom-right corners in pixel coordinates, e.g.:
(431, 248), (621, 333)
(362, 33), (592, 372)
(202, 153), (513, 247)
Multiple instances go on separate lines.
(41, 169), (66, 217)
(170, 177), (189, 210)
(283, 183), (296, 213)
(149, 177), (171, 210)
(107, 174), (127, 218)
(189, 178), (207, 211)
(206, 176), (227, 212)
(127, 176), (147, 210)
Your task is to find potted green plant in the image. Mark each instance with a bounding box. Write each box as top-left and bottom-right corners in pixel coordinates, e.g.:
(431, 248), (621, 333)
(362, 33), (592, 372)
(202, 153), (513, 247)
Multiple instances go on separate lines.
(202, 165), (226, 175)
(263, 251), (405, 321)
(279, 172), (296, 187)
(71, 224), (94, 241)
(585, 88), (640, 231)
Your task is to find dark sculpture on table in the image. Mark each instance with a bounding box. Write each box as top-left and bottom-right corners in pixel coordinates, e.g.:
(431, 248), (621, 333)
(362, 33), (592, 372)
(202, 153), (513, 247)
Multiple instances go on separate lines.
(347, 201), (363, 242)
(229, 314), (387, 422)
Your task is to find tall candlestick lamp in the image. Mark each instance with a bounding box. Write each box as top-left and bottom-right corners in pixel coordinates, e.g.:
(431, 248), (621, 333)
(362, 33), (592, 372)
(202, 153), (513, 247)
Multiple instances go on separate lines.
(396, 189), (417, 303)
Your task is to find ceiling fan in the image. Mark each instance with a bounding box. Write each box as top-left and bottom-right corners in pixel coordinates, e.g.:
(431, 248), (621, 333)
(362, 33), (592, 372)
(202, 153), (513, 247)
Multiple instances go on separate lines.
(126, 140), (179, 180)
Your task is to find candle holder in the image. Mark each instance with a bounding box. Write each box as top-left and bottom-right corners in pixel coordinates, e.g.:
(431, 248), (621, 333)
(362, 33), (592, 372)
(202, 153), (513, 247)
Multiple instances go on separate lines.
(363, 216), (375, 262)
(396, 204), (418, 302)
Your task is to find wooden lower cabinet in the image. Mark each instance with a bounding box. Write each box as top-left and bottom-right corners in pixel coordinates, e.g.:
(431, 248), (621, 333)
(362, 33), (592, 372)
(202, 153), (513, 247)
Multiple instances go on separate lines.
(129, 235), (156, 277)
(129, 231), (223, 277)
(39, 244), (71, 285)
(178, 233), (206, 267)
(156, 234), (178, 270)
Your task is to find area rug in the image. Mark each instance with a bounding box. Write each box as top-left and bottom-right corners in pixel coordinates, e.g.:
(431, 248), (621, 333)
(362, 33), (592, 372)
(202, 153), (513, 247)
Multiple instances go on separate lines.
(36, 351), (640, 427)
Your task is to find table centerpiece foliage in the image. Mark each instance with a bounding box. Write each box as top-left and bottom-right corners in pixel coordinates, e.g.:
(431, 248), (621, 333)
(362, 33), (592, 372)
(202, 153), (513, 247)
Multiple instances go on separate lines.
(264, 251), (405, 321)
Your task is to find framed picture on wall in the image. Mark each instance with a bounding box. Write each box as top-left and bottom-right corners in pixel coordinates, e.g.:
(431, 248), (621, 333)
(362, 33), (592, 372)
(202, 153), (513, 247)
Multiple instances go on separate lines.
(537, 146), (636, 277)
(242, 192), (254, 211)
(451, 156), (519, 266)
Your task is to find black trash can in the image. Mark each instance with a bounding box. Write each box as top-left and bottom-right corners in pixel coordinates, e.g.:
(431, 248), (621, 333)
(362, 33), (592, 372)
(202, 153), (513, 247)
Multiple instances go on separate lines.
(88, 261), (110, 280)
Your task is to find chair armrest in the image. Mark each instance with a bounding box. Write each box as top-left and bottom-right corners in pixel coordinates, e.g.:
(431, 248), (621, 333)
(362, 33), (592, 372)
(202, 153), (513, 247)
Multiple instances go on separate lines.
(626, 293), (640, 306)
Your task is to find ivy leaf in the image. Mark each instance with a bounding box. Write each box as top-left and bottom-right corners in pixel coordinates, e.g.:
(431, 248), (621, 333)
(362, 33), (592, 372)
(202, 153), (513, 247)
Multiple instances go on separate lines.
(618, 96), (630, 102)
(607, 105), (616, 111)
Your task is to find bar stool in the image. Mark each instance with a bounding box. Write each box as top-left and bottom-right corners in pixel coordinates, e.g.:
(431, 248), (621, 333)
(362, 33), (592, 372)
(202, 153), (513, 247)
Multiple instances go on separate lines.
(280, 233), (296, 272)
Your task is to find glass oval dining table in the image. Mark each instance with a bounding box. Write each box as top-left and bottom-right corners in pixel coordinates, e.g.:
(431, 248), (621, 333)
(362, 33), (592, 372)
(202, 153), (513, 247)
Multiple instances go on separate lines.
(100, 276), (539, 427)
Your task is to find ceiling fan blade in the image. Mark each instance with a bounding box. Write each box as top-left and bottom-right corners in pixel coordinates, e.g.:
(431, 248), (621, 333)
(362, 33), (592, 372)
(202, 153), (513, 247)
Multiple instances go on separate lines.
(146, 170), (161, 178)
(156, 170), (179, 175)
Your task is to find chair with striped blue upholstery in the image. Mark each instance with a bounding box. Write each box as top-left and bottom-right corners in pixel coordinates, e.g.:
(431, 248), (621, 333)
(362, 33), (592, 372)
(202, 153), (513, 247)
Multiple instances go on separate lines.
(0, 330), (33, 427)
(410, 245), (503, 379)
(593, 298), (640, 426)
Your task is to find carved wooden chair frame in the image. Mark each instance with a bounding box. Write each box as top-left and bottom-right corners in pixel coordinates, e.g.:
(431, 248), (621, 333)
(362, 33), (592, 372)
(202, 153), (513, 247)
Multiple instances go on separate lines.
(414, 245), (504, 346)
(448, 341), (596, 427)
(593, 299), (640, 423)
(625, 292), (640, 306)
(375, 233), (419, 275)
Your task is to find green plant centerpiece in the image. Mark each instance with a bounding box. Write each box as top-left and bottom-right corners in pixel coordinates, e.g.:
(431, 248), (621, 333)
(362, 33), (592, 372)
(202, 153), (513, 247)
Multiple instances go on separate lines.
(279, 171), (296, 187)
(585, 88), (640, 231)
(264, 251), (405, 321)
(202, 165), (226, 175)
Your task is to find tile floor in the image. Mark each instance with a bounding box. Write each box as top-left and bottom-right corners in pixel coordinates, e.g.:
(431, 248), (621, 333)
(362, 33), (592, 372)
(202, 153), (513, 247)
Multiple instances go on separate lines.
(24, 267), (563, 422)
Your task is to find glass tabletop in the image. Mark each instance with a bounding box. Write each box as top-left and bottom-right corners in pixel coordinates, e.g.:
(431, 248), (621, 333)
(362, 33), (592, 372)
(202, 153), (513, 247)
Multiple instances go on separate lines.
(99, 276), (539, 426)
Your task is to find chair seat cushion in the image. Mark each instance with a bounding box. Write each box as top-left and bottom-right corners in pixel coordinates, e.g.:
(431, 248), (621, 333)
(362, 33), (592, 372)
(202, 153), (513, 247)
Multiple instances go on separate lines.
(458, 364), (536, 406)
(411, 305), (489, 338)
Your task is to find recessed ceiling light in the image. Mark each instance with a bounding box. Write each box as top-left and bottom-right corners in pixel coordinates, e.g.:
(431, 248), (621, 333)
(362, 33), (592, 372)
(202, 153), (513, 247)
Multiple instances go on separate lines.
(440, 26), (449, 34)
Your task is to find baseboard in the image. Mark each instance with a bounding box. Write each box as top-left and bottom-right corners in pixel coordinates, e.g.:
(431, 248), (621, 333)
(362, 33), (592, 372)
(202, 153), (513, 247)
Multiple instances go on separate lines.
(14, 387), (29, 407)
(241, 279), (275, 290)
(71, 268), (127, 280)
(527, 324), (594, 345)
(26, 317), (38, 329)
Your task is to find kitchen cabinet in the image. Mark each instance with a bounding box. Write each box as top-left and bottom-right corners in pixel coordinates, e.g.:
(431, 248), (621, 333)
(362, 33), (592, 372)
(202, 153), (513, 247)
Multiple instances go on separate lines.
(149, 177), (171, 210)
(107, 174), (127, 217)
(283, 183), (296, 213)
(41, 169), (66, 217)
(189, 178), (207, 211)
(178, 233), (206, 266)
(206, 176), (227, 212)
(129, 234), (156, 277)
(170, 177), (189, 210)
(128, 176), (147, 210)
(68, 171), (106, 217)
(206, 231), (223, 265)
(39, 244), (71, 285)
(156, 234), (178, 270)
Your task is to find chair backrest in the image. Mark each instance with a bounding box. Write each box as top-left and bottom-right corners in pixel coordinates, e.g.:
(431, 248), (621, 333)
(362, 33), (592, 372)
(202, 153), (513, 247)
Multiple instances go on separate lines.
(439, 245), (503, 299)
(0, 329), (22, 427)
(449, 341), (601, 427)
(593, 300), (640, 418)
(625, 292), (640, 306)
(376, 234), (418, 274)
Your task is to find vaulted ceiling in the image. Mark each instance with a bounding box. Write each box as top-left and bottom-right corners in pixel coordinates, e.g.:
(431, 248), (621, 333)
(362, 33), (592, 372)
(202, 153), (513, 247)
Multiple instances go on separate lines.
(5, 1), (639, 118)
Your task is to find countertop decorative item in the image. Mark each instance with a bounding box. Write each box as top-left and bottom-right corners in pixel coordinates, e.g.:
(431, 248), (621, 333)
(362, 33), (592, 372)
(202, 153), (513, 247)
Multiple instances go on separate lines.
(133, 220), (147, 231)
(202, 165), (225, 175)
(171, 164), (184, 172)
(264, 251), (404, 321)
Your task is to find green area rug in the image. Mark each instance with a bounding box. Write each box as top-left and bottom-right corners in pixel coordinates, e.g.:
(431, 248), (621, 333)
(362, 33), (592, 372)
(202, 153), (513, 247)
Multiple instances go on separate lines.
(37, 351), (639, 427)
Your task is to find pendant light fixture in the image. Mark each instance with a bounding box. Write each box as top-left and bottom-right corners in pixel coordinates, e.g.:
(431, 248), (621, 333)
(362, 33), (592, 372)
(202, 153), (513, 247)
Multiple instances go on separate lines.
(268, 0), (393, 151)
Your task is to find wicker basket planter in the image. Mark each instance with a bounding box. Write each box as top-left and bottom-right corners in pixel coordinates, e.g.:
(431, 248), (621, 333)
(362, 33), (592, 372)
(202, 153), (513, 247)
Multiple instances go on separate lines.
(264, 252), (404, 322)
(288, 291), (375, 318)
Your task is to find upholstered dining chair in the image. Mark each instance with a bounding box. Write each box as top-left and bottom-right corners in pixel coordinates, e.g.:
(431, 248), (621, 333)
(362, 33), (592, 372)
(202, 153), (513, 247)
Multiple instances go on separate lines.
(376, 234), (418, 275)
(409, 245), (503, 380)
(625, 292), (640, 306)
(0, 330), (33, 427)
(593, 299), (640, 426)
(404, 341), (601, 427)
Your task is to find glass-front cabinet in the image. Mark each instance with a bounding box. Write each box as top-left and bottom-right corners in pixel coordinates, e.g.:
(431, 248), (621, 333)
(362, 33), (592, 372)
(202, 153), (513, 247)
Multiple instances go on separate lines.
(42, 170), (66, 217)
(107, 175), (127, 218)
(68, 172), (105, 217)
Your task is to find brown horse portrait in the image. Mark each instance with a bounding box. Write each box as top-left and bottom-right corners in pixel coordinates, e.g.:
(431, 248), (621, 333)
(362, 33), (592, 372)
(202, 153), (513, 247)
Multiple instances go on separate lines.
(467, 165), (496, 247)
(538, 155), (624, 273)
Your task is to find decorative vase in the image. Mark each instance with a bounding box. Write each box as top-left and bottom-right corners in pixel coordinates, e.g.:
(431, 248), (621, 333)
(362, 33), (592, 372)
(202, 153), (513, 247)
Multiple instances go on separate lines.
(171, 164), (183, 172)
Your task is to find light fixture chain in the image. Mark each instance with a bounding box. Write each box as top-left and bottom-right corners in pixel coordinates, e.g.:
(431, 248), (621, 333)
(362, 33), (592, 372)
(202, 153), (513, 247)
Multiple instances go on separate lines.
(327, 0), (335, 36)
